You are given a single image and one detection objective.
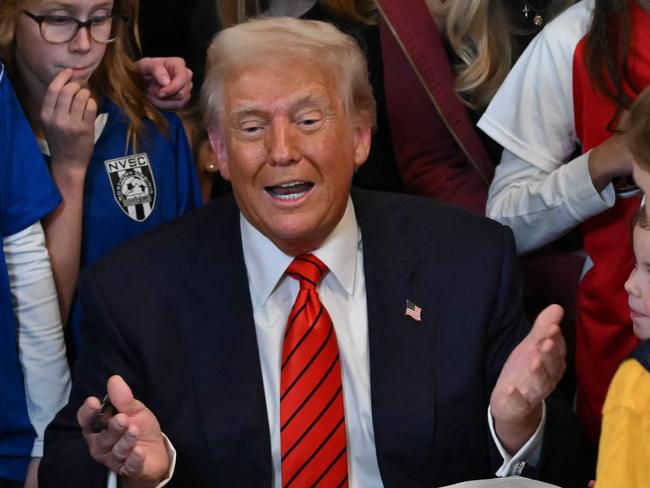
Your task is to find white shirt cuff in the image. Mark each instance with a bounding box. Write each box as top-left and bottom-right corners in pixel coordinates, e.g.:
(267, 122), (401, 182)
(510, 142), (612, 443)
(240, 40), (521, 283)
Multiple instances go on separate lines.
(565, 151), (615, 219)
(107, 433), (177, 488)
(488, 401), (546, 477)
(31, 439), (44, 458)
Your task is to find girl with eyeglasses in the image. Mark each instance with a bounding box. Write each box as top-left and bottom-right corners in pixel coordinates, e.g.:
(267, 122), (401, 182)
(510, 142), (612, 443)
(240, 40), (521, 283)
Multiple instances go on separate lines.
(0, 2), (197, 486)
(0, 0), (202, 359)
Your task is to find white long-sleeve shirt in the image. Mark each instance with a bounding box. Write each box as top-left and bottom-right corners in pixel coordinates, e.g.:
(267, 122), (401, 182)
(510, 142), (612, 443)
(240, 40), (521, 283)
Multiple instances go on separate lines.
(4, 222), (71, 457)
(478, 0), (618, 255)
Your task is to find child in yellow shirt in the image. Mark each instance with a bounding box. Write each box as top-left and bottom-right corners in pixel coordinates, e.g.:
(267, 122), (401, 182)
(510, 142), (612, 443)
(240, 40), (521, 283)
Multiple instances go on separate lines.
(595, 85), (650, 488)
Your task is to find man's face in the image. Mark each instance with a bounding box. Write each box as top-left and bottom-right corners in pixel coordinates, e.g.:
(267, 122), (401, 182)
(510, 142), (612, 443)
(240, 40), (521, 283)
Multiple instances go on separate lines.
(626, 225), (650, 340)
(209, 63), (371, 255)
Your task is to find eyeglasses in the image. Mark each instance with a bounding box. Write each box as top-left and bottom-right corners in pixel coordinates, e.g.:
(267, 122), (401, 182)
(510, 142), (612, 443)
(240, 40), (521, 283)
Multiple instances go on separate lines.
(22, 10), (129, 44)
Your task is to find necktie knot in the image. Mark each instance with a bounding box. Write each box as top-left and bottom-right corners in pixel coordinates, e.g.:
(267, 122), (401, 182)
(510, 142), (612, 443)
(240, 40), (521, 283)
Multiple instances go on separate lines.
(286, 254), (328, 290)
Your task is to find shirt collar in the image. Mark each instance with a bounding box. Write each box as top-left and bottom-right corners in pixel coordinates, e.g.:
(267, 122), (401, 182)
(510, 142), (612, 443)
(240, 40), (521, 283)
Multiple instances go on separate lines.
(241, 197), (360, 307)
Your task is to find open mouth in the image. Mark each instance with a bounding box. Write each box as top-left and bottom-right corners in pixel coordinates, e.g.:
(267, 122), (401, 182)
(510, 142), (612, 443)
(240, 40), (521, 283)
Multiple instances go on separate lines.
(265, 181), (314, 201)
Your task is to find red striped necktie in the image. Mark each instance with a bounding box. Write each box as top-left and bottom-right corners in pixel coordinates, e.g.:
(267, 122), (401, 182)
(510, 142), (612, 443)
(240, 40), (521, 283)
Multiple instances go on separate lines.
(280, 254), (349, 488)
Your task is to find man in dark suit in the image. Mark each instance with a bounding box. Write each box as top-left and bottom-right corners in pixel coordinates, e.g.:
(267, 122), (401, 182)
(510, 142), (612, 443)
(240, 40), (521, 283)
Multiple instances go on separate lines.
(40, 17), (591, 488)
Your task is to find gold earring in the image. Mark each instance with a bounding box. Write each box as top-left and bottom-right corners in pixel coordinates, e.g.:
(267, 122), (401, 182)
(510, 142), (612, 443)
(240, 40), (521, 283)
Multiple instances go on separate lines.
(205, 159), (218, 172)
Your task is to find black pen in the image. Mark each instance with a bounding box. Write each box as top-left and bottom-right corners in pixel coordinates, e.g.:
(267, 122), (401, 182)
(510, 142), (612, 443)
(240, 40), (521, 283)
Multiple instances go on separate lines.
(90, 394), (116, 433)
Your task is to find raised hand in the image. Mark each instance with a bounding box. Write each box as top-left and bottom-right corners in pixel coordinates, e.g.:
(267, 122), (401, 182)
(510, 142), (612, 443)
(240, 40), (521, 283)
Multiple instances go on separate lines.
(40, 68), (96, 170)
(490, 304), (567, 453)
(77, 376), (170, 488)
(137, 57), (193, 110)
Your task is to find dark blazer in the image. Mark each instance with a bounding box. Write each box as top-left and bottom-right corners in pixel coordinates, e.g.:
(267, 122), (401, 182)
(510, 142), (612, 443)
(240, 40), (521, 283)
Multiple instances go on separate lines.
(40, 189), (592, 487)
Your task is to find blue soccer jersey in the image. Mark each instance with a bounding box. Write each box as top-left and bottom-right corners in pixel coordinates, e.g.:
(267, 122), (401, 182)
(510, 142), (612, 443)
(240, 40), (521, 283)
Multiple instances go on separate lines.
(43, 98), (202, 358)
(0, 63), (61, 482)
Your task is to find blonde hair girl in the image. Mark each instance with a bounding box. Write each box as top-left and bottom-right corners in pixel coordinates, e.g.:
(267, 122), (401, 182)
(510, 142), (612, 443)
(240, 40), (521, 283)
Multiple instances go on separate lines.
(436, 0), (576, 109)
(0, 0), (201, 353)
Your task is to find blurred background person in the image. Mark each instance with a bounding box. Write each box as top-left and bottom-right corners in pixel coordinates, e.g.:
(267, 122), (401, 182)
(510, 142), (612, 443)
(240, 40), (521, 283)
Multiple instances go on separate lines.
(593, 83), (650, 488)
(479, 0), (650, 442)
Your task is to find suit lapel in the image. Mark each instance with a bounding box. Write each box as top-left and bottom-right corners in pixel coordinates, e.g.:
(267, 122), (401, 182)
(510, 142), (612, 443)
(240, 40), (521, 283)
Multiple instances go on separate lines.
(178, 198), (273, 485)
(353, 189), (440, 484)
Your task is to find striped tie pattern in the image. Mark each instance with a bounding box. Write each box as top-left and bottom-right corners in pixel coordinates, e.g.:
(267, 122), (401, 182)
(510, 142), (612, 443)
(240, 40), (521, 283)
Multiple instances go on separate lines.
(280, 254), (348, 488)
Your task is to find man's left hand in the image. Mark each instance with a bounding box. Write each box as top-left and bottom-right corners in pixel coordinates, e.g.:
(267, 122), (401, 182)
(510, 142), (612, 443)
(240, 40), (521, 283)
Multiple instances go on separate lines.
(490, 304), (566, 453)
(137, 57), (193, 110)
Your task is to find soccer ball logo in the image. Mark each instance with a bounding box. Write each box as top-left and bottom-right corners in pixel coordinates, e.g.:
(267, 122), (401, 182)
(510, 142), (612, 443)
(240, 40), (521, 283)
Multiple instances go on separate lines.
(120, 175), (149, 198)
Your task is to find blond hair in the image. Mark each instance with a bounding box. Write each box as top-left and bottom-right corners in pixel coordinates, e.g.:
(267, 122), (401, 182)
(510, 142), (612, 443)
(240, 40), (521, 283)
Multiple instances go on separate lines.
(218, 0), (376, 28)
(0, 0), (167, 148)
(444, 0), (574, 110)
(630, 86), (650, 172)
(200, 16), (376, 132)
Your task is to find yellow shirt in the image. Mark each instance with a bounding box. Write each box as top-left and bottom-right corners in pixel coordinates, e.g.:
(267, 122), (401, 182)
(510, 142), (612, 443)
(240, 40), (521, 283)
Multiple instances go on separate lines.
(595, 358), (650, 487)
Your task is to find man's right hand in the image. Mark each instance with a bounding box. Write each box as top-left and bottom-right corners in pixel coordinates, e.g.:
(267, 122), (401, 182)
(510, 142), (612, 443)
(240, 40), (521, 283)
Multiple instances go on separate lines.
(77, 375), (170, 488)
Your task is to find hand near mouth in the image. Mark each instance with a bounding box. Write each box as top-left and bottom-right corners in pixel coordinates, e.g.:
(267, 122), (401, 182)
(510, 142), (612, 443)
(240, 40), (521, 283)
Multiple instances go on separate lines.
(40, 68), (97, 170)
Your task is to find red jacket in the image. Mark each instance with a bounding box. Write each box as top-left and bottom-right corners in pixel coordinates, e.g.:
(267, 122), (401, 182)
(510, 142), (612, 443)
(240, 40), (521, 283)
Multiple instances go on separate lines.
(377, 0), (494, 214)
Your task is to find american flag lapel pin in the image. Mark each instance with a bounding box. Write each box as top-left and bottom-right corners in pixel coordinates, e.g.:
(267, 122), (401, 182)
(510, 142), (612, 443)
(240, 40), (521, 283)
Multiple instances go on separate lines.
(404, 299), (422, 322)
